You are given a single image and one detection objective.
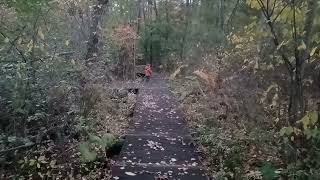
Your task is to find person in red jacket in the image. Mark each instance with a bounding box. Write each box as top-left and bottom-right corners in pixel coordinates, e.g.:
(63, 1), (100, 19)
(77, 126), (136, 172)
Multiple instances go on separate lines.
(144, 64), (152, 82)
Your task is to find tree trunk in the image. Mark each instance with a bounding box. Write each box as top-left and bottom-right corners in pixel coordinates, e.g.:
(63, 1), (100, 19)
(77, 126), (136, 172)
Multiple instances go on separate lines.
(142, 2), (149, 64)
(153, 0), (159, 19)
(165, 0), (169, 41)
(137, 0), (142, 34)
(85, 0), (109, 61)
(149, 1), (153, 65)
(179, 0), (191, 61)
(218, 0), (224, 31)
(226, 0), (240, 33)
(288, 0), (317, 124)
(150, 29), (153, 65)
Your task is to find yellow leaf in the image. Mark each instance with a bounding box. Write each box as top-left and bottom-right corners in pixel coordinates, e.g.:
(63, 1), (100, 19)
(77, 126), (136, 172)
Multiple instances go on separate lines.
(235, 44), (242, 49)
(4, 37), (10, 43)
(293, 127), (301, 135)
(280, 127), (294, 136)
(297, 41), (306, 51)
(169, 65), (188, 80)
(300, 114), (310, 129)
(38, 156), (45, 162)
(50, 160), (56, 168)
(38, 27), (45, 40)
(29, 159), (36, 166)
(310, 47), (317, 57)
(27, 40), (33, 52)
(267, 64), (274, 70)
(17, 37), (22, 45)
(290, 136), (294, 141)
(65, 40), (70, 46)
(277, 41), (285, 50)
(18, 160), (24, 164)
(38, 172), (44, 178)
(298, 111), (319, 129)
(309, 112), (319, 125)
(246, 0), (261, 9)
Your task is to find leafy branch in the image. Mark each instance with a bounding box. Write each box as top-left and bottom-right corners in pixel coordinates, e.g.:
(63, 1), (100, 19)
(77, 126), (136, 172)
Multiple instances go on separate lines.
(0, 30), (28, 63)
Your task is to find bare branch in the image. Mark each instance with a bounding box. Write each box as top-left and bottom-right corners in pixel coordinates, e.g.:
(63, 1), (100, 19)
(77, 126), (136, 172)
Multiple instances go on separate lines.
(0, 31), (28, 63)
(0, 143), (35, 154)
(257, 0), (294, 73)
(302, 0), (317, 50)
(7, 26), (26, 53)
(226, 0), (240, 32)
(257, 0), (270, 19)
(270, 0), (278, 16)
(266, 0), (269, 15)
(272, 2), (289, 23)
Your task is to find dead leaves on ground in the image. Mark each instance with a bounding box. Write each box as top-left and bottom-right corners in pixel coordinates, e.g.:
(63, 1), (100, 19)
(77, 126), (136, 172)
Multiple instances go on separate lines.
(170, 77), (282, 179)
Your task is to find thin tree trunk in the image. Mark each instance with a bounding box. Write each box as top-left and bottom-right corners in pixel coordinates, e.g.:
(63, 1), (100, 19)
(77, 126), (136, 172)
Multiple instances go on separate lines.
(179, 0), (191, 61)
(142, 2), (149, 64)
(153, 0), (159, 19)
(290, 0), (317, 123)
(165, 0), (169, 41)
(226, 0), (240, 33)
(137, 0), (142, 34)
(85, 0), (109, 61)
(150, 29), (153, 65)
(149, 1), (153, 65)
(218, 0), (224, 31)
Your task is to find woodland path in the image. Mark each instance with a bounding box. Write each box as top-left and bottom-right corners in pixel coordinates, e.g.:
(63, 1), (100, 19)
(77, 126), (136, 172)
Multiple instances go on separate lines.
(112, 75), (208, 180)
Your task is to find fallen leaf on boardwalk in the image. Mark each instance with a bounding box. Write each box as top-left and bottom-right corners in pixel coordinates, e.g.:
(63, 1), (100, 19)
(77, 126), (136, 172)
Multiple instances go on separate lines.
(170, 158), (177, 162)
(125, 172), (136, 176)
(146, 140), (164, 150)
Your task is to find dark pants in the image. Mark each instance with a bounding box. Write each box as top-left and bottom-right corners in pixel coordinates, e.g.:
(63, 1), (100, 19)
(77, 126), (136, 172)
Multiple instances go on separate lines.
(146, 76), (150, 82)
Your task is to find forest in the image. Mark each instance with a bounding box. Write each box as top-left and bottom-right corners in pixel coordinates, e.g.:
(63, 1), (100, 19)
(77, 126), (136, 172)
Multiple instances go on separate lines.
(0, 0), (320, 179)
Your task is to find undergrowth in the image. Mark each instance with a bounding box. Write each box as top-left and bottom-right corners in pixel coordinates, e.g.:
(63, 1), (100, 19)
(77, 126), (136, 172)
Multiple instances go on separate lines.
(1, 84), (137, 179)
(170, 77), (282, 180)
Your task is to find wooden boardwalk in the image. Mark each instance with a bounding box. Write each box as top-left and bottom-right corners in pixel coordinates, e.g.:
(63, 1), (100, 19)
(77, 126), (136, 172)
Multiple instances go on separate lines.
(112, 76), (208, 180)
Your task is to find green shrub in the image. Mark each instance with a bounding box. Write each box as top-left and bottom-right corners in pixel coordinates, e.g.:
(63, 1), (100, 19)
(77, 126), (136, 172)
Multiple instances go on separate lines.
(79, 133), (118, 163)
(280, 111), (320, 179)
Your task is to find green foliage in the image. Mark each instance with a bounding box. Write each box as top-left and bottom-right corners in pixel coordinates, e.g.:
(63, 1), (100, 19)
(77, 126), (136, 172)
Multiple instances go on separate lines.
(139, 22), (169, 65)
(89, 133), (117, 149)
(196, 125), (245, 178)
(223, 145), (243, 172)
(280, 111), (320, 178)
(2, 0), (53, 13)
(79, 142), (97, 163)
(280, 112), (320, 138)
(79, 133), (118, 163)
(259, 163), (278, 180)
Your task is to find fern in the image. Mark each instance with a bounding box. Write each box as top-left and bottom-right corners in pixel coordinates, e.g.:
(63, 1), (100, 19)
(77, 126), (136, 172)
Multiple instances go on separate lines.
(79, 143), (97, 162)
(79, 133), (118, 162)
(260, 163), (278, 180)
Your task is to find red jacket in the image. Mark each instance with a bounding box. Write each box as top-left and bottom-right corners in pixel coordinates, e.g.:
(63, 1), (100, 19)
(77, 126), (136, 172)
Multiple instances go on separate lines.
(144, 66), (152, 77)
